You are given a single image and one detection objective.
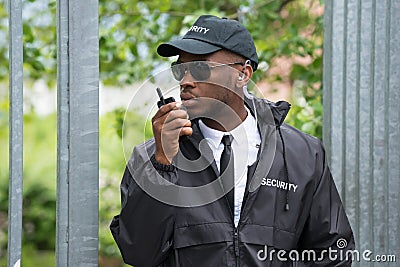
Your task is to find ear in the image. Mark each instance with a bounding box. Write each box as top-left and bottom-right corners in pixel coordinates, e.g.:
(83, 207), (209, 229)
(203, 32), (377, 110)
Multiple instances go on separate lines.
(236, 64), (253, 88)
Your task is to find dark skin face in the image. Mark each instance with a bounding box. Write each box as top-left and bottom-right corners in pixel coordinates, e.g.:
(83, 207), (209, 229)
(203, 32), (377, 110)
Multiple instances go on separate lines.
(151, 50), (254, 165)
(178, 50), (253, 131)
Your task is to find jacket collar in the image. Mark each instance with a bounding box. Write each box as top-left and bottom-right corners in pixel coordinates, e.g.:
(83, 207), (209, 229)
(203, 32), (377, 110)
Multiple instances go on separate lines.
(244, 94), (291, 127)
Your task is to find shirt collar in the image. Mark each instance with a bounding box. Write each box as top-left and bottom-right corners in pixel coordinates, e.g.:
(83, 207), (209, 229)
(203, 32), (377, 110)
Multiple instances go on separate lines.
(198, 119), (225, 149)
(198, 106), (254, 147)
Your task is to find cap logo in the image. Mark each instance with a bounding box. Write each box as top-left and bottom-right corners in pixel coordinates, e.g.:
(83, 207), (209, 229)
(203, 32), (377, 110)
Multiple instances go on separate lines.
(188, 25), (210, 34)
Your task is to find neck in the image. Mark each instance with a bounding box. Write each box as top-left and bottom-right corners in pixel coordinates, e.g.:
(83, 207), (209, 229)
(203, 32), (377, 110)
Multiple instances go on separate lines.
(202, 105), (247, 132)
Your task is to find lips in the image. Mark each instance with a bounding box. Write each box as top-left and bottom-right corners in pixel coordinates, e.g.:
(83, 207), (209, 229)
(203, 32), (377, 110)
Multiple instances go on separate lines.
(180, 93), (198, 106)
(180, 93), (195, 101)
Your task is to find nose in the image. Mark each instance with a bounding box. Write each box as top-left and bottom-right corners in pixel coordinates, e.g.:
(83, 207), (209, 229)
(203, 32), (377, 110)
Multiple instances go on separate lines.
(180, 68), (196, 90)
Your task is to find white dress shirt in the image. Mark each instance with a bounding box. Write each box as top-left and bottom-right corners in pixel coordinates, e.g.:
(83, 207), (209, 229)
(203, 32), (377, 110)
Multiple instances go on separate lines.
(198, 107), (261, 226)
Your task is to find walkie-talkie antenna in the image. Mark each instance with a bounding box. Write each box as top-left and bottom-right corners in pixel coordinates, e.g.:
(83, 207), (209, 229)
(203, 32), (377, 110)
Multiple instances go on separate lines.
(156, 87), (165, 105)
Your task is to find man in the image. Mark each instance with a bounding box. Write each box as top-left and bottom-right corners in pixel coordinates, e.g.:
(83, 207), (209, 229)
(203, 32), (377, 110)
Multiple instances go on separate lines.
(111, 15), (355, 266)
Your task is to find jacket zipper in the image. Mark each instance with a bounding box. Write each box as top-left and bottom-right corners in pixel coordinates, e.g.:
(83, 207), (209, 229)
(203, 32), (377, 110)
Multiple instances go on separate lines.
(234, 227), (239, 266)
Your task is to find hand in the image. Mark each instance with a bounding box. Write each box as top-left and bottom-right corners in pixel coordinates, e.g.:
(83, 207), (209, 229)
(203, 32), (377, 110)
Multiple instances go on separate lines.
(152, 102), (192, 165)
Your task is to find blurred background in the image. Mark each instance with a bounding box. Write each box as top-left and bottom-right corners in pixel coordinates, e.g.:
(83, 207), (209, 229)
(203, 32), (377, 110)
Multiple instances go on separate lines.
(0, 0), (324, 265)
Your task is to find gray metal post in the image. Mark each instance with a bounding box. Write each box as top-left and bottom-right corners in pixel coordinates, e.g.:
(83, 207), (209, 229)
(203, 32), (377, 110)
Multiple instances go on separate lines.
(56, 0), (70, 264)
(56, 0), (99, 266)
(323, 0), (400, 266)
(7, 0), (23, 266)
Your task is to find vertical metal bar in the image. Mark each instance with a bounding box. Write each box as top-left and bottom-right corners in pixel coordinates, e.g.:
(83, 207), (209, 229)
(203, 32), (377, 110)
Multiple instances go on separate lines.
(372, 0), (389, 260)
(388, 0), (400, 261)
(344, 0), (360, 248)
(56, 0), (99, 265)
(7, 0), (23, 266)
(56, 0), (70, 265)
(329, 0), (346, 194)
(324, 0), (400, 265)
(322, 0), (333, 158)
(358, 0), (374, 263)
(68, 1), (99, 264)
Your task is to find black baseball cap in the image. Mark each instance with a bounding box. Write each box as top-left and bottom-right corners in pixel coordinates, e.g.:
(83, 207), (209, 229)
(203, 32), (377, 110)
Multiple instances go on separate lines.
(157, 15), (258, 71)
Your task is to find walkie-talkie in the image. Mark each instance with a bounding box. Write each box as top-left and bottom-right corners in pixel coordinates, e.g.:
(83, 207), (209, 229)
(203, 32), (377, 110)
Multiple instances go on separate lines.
(156, 87), (190, 141)
(156, 87), (175, 108)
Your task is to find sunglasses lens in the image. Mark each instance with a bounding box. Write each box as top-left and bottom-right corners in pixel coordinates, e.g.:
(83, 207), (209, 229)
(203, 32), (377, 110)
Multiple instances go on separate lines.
(171, 62), (185, 81)
(170, 61), (212, 81)
(189, 62), (211, 81)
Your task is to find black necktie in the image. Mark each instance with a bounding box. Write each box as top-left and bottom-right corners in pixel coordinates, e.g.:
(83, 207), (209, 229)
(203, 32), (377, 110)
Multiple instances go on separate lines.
(220, 135), (234, 216)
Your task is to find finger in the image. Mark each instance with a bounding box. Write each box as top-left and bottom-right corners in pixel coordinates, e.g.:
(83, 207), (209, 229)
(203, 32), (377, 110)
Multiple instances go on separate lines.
(153, 102), (179, 120)
(179, 126), (193, 137)
(164, 109), (189, 123)
(162, 118), (191, 131)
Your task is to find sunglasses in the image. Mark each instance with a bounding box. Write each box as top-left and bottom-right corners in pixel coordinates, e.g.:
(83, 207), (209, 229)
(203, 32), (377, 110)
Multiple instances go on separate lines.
(170, 61), (244, 81)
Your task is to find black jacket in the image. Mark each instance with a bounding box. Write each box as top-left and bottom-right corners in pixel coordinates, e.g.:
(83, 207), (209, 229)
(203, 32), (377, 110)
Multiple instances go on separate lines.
(110, 96), (355, 267)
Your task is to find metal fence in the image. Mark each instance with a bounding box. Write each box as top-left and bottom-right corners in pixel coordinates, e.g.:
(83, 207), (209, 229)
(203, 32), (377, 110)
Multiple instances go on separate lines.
(5, 0), (400, 266)
(7, 0), (99, 266)
(323, 0), (400, 266)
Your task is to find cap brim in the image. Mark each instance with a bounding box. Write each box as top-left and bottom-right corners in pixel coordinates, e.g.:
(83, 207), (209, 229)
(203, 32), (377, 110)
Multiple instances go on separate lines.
(157, 38), (221, 57)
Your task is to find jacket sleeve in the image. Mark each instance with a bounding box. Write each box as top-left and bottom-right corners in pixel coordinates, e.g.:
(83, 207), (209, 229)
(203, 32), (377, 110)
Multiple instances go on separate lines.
(110, 141), (177, 267)
(298, 142), (355, 266)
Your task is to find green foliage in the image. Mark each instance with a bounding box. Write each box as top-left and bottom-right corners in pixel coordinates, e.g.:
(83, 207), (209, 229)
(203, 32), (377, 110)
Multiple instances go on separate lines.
(0, 244), (55, 267)
(100, 0), (325, 135)
(0, 4), (8, 80)
(98, 110), (127, 257)
(0, 0), (325, 139)
(0, 99), (151, 261)
(99, 108), (153, 258)
(0, 0), (57, 86)
(0, 110), (57, 258)
(286, 56), (323, 138)
(0, 0), (324, 262)
(0, 0), (323, 92)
